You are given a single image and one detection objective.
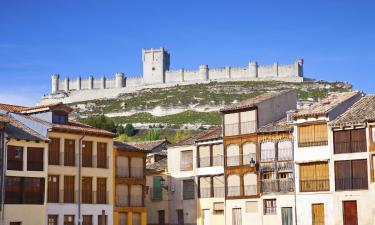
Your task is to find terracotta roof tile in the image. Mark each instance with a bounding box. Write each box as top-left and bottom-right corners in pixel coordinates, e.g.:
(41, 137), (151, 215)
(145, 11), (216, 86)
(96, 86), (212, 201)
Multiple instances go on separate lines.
(146, 158), (168, 172)
(220, 90), (293, 112)
(5, 116), (49, 141)
(129, 139), (169, 151)
(330, 95), (375, 126)
(0, 104), (28, 112)
(173, 127), (222, 146)
(196, 126), (222, 142)
(292, 91), (360, 119)
(113, 141), (143, 152)
(257, 117), (292, 133)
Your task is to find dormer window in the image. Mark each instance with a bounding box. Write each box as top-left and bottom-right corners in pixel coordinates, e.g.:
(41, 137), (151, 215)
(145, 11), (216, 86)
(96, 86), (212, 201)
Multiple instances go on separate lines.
(52, 111), (68, 124)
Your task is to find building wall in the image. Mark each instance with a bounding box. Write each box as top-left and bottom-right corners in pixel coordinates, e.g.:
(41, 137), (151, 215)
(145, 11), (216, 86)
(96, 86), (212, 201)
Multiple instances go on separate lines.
(225, 199), (263, 225)
(46, 131), (114, 225)
(145, 173), (169, 225)
(197, 197), (225, 225)
(4, 205), (46, 225)
(260, 194), (296, 225)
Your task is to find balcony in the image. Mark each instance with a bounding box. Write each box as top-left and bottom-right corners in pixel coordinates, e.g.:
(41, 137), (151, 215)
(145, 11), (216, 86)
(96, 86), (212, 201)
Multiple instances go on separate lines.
(227, 186), (241, 197)
(224, 121), (257, 136)
(244, 185), (257, 196)
(260, 162), (276, 172)
(277, 161), (293, 172)
(199, 155), (224, 168)
(115, 195), (129, 207)
(116, 166), (129, 178)
(300, 179), (329, 192)
(277, 148), (293, 161)
(199, 187), (211, 198)
(261, 179), (294, 193)
(335, 177), (368, 191)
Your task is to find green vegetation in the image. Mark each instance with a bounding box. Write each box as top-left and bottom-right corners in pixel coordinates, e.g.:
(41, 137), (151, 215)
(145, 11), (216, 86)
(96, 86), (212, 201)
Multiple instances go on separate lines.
(82, 115), (117, 133)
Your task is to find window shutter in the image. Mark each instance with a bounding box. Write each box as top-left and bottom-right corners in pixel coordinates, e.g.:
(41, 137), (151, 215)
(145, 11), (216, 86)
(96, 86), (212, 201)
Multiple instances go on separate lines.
(153, 176), (162, 200)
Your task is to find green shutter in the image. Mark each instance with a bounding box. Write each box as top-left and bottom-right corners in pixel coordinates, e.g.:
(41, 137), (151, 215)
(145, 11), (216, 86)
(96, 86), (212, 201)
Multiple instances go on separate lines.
(153, 176), (162, 200)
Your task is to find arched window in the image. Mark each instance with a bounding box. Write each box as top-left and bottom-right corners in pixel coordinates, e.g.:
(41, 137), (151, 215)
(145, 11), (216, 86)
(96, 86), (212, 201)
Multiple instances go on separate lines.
(278, 140), (292, 161)
(226, 144), (240, 166)
(227, 174), (240, 197)
(261, 142), (275, 162)
(243, 142), (256, 165)
(243, 173), (257, 196)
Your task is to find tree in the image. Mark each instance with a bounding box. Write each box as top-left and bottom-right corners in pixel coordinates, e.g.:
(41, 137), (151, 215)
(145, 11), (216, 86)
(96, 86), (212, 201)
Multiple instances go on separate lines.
(124, 124), (136, 136)
(145, 129), (161, 141)
(116, 125), (125, 135)
(80, 115), (117, 133)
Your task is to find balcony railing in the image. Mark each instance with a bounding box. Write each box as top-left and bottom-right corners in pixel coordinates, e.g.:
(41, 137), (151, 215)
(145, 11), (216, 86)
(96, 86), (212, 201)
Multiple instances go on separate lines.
(264, 207), (277, 215)
(27, 161), (43, 171)
(224, 121), (257, 136)
(226, 156), (240, 167)
(260, 162), (276, 172)
(212, 156), (224, 167)
(335, 177), (368, 191)
(243, 153), (257, 165)
(277, 148), (293, 161)
(214, 187), (225, 197)
(116, 166), (129, 178)
(7, 160), (23, 171)
(261, 179), (294, 193)
(277, 161), (293, 172)
(244, 185), (257, 196)
(227, 186), (241, 197)
(115, 195), (129, 207)
(130, 167), (144, 179)
(199, 187), (211, 198)
(49, 190), (109, 204)
(298, 140), (328, 148)
(300, 179), (329, 192)
(334, 141), (367, 154)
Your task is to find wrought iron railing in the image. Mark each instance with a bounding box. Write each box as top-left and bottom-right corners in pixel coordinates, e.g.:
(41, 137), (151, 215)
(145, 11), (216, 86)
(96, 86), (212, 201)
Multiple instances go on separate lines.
(300, 179), (329, 192)
(227, 186), (241, 197)
(335, 177), (368, 191)
(261, 179), (294, 193)
(224, 121), (257, 136)
(244, 185), (257, 196)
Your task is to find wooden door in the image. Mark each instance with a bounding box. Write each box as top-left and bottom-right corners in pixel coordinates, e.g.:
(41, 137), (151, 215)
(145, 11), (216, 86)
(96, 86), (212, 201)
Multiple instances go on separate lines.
(203, 209), (211, 225)
(282, 207), (293, 225)
(97, 142), (107, 168)
(48, 175), (59, 203)
(177, 210), (184, 225)
(64, 139), (75, 166)
(82, 141), (93, 167)
(232, 208), (242, 225)
(158, 210), (165, 225)
(312, 204), (324, 225)
(96, 178), (107, 204)
(82, 177), (92, 203)
(64, 176), (75, 203)
(343, 201), (358, 225)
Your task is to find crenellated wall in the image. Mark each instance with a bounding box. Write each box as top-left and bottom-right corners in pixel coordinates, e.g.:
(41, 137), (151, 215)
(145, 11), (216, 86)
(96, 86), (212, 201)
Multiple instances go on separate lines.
(45, 48), (304, 104)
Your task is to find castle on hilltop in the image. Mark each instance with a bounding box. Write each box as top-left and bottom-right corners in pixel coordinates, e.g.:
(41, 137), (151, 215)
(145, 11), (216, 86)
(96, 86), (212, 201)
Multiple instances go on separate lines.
(41, 48), (304, 104)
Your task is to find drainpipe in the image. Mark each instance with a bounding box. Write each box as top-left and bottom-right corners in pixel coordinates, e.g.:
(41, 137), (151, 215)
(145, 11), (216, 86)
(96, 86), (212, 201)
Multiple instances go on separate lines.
(78, 134), (85, 225)
(290, 129), (298, 225)
(0, 131), (8, 225)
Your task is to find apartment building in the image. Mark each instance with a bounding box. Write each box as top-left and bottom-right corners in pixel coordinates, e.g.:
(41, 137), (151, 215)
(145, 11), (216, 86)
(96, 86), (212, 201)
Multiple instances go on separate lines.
(257, 118), (295, 225)
(0, 111), (49, 225)
(195, 127), (224, 225)
(113, 141), (151, 225)
(292, 91), (361, 225)
(329, 95), (375, 225)
(220, 90), (297, 225)
(0, 103), (116, 225)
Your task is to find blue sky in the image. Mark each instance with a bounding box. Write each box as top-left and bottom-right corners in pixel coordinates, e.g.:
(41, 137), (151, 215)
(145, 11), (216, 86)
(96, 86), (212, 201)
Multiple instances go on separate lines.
(0, 0), (374, 106)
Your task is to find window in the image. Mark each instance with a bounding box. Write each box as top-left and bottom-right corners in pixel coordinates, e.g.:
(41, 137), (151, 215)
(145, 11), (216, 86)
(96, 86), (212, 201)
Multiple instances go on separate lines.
(5, 177), (44, 204)
(243, 173), (257, 196)
(372, 155), (375, 182)
(298, 123), (328, 147)
(82, 177), (93, 203)
(199, 177), (211, 198)
(132, 213), (140, 225)
(183, 179), (195, 200)
(48, 215), (58, 225)
(226, 144), (240, 166)
(10, 222), (21, 225)
(180, 150), (193, 171)
(97, 142), (107, 168)
(119, 213), (127, 225)
(335, 159), (368, 191)
(152, 176), (162, 200)
(49, 138), (60, 165)
(116, 156), (129, 177)
(64, 215), (75, 225)
(64, 139), (75, 166)
(64, 176), (75, 203)
(7, 145), (23, 171)
(246, 201), (257, 213)
(97, 178), (107, 204)
(48, 175), (59, 203)
(98, 215), (108, 225)
(130, 185), (143, 207)
(198, 145), (211, 168)
(213, 202), (224, 214)
(299, 162), (329, 192)
(212, 144), (223, 166)
(116, 184), (129, 207)
(82, 141), (93, 167)
(130, 157), (144, 178)
(52, 112), (67, 124)
(27, 147), (44, 171)
(227, 174), (240, 197)
(243, 142), (256, 165)
(213, 175), (225, 197)
(224, 113), (239, 136)
(264, 199), (276, 215)
(278, 140), (293, 161)
(240, 110), (257, 134)
(334, 129), (366, 154)
(261, 142), (275, 162)
(82, 215), (93, 225)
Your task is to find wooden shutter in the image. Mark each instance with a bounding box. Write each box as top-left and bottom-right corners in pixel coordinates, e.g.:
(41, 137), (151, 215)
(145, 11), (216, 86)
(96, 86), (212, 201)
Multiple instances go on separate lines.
(334, 130), (350, 154)
(314, 124), (328, 143)
(371, 155), (375, 182)
(49, 138), (60, 165)
(312, 204), (325, 225)
(350, 129), (366, 153)
(183, 179), (194, 200)
(153, 176), (162, 200)
(97, 142), (107, 168)
(315, 162), (329, 191)
(27, 147), (44, 171)
(64, 176), (75, 203)
(82, 177), (92, 203)
(335, 161), (351, 190)
(351, 159), (368, 190)
(97, 178), (107, 204)
(64, 139), (75, 166)
(82, 141), (93, 167)
(48, 175), (59, 203)
(298, 125), (314, 146)
(180, 150), (193, 171)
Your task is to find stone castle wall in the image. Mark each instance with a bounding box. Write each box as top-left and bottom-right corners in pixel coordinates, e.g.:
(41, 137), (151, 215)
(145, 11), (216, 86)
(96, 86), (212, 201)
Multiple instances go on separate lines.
(42, 48), (304, 104)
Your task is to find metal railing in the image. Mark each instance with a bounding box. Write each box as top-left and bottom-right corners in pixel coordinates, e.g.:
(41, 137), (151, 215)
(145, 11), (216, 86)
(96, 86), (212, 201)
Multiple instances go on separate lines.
(277, 148), (293, 161)
(277, 161), (293, 172)
(116, 166), (129, 178)
(227, 186), (241, 197)
(334, 141), (367, 154)
(261, 179), (294, 193)
(199, 187), (211, 198)
(115, 195), (129, 207)
(243, 153), (257, 165)
(300, 179), (329, 192)
(244, 185), (257, 196)
(224, 121), (257, 136)
(260, 162), (276, 172)
(298, 140), (328, 148)
(226, 156), (240, 167)
(214, 187), (225, 197)
(335, 177), (368, 191)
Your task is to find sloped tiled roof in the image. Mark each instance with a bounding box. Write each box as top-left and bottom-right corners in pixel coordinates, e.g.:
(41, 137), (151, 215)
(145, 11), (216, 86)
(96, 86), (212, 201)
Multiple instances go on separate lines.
(113, 141), (143, 152)
(0, 114), (10, 123)
(330, 95), (375, 127)
(0, 103), (28, 112)
(195, 126), (222, 142)
(51, 120), (116, 137)
(220, 90), (293, 112)
(5, 116), (49, 141)
(292, 91), (360, 119)
(146, 157), (168, 172)
(19, 102), (73, 114)
(257, 117), (292, 133)
(129, 139), (169, 151)
(173, 127), (222, 146)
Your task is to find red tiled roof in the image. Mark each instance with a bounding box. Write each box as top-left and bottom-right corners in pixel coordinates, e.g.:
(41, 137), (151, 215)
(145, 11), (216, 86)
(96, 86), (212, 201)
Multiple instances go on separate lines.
(0, 103), (28, 112)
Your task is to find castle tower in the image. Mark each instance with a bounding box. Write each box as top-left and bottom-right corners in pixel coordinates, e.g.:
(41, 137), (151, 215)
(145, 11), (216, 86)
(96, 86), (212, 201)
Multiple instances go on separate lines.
(142, 48), (170, 85)
(51, 74), (60, 94)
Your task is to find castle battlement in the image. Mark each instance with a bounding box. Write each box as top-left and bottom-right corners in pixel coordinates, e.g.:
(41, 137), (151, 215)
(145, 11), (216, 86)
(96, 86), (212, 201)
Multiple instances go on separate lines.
(43, 47), (304, 104)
